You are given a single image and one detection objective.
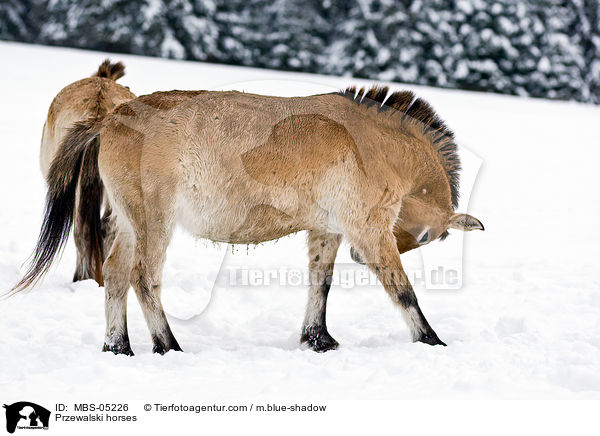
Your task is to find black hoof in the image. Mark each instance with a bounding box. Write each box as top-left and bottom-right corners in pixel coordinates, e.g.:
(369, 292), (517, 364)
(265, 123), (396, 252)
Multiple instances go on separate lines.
(73, 269), (92, 282)
(152, 335), (183, 355)
(301, 326), (339, 352)
(102, 339), (134, 356)
(416, 330), (447, 346)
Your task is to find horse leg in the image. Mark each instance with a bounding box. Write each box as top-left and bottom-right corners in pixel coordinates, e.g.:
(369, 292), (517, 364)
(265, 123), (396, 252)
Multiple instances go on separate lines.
(301, 231), (341, 352)
(101, 204), (117, 262)
(102, 230), (134, 355)
(129, 207), (180, 354)
(73, 199), (92, 281)
(349, 228), (446, 346)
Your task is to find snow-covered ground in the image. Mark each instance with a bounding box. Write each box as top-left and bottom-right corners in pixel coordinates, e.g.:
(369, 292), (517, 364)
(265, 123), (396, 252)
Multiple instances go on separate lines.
(1, 41), (599, 404)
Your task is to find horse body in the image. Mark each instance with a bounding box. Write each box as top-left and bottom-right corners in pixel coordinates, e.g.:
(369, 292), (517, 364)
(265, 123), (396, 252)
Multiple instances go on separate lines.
(39, 60), (135, 283)
(14, 86), (484, 355)
(40, 60), (134, 177)
(101, 91), (436, 245)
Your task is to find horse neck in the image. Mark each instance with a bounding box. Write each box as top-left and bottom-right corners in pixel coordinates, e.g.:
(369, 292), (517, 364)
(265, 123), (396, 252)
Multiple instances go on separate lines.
(382, 124), (449, 197)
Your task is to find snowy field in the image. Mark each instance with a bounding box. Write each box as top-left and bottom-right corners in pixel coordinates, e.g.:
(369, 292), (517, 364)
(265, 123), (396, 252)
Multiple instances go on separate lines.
(1, 40), (599, 407)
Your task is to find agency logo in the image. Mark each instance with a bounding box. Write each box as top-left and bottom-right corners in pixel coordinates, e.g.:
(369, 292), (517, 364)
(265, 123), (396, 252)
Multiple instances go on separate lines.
(3, 402), (50, 433)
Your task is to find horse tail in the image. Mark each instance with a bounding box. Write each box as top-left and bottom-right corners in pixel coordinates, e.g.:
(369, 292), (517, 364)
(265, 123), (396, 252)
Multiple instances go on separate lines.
(94, 59), (126, 81)
(9, 118), (103, 294)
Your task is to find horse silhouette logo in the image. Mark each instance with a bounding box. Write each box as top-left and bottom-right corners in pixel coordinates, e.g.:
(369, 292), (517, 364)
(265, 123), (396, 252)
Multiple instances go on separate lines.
(3, 402), (50, 433)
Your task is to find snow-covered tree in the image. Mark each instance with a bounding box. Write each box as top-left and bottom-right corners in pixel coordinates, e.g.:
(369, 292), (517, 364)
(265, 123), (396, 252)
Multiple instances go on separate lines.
(1, 0), (598, 104)
(0, 0), (40, 42)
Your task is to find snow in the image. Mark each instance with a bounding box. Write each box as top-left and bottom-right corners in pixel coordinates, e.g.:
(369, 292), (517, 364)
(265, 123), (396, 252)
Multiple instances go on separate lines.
(1, 41), (600, 405)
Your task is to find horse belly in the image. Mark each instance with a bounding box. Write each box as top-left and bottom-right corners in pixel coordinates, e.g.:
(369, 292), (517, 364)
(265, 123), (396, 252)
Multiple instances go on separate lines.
(171, 110), (352, 243)
(175, 175), (307, 245)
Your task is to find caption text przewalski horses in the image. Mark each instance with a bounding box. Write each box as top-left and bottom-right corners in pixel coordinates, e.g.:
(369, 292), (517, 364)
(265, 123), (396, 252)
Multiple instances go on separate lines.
(13, 86), (483, 354)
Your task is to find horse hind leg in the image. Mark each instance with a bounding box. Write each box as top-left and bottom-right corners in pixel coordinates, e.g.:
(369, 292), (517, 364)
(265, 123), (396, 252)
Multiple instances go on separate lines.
(102, 230), (134, 355)
(130, 241), (181, 353)
(348, 227), (446, 346)
(73, 184), (107, 283)
(301, 231), (342, 352)
(127, 199), (181, 354)
(101, 203), (117, 260)
(73, 203), (93, 282)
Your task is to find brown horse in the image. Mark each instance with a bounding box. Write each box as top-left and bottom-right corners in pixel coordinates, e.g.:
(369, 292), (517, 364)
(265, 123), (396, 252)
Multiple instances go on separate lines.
(39, 60), (135, 284)
(13, 86), (483, 354)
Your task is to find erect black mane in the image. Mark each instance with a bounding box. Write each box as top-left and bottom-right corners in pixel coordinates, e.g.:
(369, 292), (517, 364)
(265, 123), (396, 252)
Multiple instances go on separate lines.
(338, 86), (461, 209)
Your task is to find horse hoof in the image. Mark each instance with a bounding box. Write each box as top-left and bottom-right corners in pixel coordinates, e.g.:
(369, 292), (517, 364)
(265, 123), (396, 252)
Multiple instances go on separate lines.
(301, 326), (339, 353)
(152, 337), (183, 355)
(102, 341), (134, 356)
(73, 270), (92, 282)
(416, 331), (447, 346)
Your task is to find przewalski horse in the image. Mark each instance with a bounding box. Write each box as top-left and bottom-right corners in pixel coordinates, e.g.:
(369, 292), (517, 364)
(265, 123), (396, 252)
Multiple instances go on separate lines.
(12, 86), (483, 355)
(39, 60), (136, 285)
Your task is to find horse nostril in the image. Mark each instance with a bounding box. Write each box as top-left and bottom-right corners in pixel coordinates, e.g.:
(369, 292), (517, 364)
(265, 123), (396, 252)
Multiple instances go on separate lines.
(418, 231), (429, 244)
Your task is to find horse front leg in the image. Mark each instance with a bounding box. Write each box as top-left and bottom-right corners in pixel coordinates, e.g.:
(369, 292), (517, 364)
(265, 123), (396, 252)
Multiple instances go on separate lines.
(350, 228), (446, 346)
(301, 231), (342, 352)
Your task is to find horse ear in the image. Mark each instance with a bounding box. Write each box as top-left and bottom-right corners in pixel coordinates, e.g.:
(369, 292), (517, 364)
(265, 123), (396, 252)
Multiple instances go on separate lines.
(448, 213), (484, 231)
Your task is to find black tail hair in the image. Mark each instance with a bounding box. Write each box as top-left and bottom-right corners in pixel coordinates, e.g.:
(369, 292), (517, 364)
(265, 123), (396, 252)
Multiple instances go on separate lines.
(9, 119), (104, 294)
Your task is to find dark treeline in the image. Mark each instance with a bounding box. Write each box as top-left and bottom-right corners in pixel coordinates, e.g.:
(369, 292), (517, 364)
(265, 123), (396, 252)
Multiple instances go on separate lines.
(1, 0), (599, 103)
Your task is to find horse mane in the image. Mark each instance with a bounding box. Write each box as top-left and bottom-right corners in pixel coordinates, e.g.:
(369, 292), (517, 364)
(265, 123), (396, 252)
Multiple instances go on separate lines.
(338, 86), (460, 209)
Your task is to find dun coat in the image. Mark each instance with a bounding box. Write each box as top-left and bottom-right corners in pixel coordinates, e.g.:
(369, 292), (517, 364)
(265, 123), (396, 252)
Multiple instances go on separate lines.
(13, 85), (483, 354)
(39, 60), (135, 284)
